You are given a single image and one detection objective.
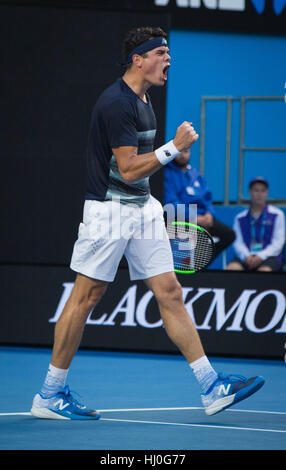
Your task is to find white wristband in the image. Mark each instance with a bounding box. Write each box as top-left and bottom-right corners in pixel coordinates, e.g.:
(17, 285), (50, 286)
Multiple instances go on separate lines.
(154, 140), (180, 165)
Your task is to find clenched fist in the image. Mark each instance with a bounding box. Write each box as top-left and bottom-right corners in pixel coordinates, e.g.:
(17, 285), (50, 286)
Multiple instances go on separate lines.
(173, 121), (199, 152)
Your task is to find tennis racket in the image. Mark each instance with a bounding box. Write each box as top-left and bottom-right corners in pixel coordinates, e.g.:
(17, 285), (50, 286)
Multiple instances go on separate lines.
(167, 221), (215, 274)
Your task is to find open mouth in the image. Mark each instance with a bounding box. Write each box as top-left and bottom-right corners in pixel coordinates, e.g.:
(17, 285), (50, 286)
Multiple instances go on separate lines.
(163, 64), (170, 80)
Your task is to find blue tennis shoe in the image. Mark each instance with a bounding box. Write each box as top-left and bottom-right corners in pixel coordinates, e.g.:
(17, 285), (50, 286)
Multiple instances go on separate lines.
(31, 385), (101, 420)
(201, 373), (265, 415)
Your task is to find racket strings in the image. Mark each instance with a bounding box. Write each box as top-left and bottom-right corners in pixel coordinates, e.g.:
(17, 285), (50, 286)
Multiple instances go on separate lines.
(167, 225), (213, 272)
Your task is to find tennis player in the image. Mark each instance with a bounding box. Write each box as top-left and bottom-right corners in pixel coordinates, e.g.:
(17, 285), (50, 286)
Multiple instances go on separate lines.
(31, 26), (264, 420)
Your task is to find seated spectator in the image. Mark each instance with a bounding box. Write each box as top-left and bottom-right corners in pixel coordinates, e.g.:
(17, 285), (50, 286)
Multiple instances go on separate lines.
(164, 148), (235, 261)
(226, 177), (285, 272)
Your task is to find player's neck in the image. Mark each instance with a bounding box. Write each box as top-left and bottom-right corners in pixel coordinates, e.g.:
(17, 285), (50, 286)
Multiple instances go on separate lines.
(122, 72), (149, 103)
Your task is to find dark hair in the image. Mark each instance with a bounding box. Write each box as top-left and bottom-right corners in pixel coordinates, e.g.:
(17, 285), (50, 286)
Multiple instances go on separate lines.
(122, 26), (167, 68)
(249, 177), (269, 189)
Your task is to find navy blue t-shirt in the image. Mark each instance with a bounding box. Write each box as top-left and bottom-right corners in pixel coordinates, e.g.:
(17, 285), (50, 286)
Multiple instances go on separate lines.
(86, 78), (157, 204)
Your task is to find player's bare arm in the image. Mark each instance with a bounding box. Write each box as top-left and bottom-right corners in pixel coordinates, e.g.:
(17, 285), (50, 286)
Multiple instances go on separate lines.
(113, 121), (199, 183)
(112, 146), (161, 183)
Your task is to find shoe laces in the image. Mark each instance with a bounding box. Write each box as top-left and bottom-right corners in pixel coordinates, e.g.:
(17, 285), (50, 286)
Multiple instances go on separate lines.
(217, 373), (247, 383)
(62, 385), (86, 409)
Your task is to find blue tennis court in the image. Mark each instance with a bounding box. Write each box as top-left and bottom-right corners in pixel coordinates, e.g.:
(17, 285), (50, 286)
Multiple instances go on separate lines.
(0, 346), (285, 451)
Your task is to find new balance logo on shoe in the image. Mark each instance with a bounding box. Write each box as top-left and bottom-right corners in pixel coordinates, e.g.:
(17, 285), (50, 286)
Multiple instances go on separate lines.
(54, 399), (70, 411)
(218, 383), (231, 396)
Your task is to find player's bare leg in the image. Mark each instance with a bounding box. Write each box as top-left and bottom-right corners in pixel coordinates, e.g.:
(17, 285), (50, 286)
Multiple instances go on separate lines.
(31, 273), (108, 419)
(51, 273), (108, 369)
(144, 271), (205, 363)
(144, 270), (264, 415)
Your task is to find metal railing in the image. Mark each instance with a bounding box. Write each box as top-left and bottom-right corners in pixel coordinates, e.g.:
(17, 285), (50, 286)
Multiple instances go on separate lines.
(200, 96), (286, 205)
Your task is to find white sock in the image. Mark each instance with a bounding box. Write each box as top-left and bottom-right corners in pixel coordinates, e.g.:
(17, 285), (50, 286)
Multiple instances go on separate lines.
(189, 356), (218, 394)
(40, 364), (69, 398)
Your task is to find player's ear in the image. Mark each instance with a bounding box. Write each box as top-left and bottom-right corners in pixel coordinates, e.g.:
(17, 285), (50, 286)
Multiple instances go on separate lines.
(132, 54), (143, 68)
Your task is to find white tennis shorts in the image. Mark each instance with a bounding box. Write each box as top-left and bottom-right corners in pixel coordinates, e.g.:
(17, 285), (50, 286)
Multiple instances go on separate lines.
(70, 196), (174, 282)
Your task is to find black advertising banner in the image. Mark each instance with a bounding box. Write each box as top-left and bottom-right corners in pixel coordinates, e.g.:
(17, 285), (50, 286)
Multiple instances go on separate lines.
(0, 5), (168, 266)
(4, 0), (286, 35)
(1, 265), (285, 359)
(145, 0), (286, 35)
